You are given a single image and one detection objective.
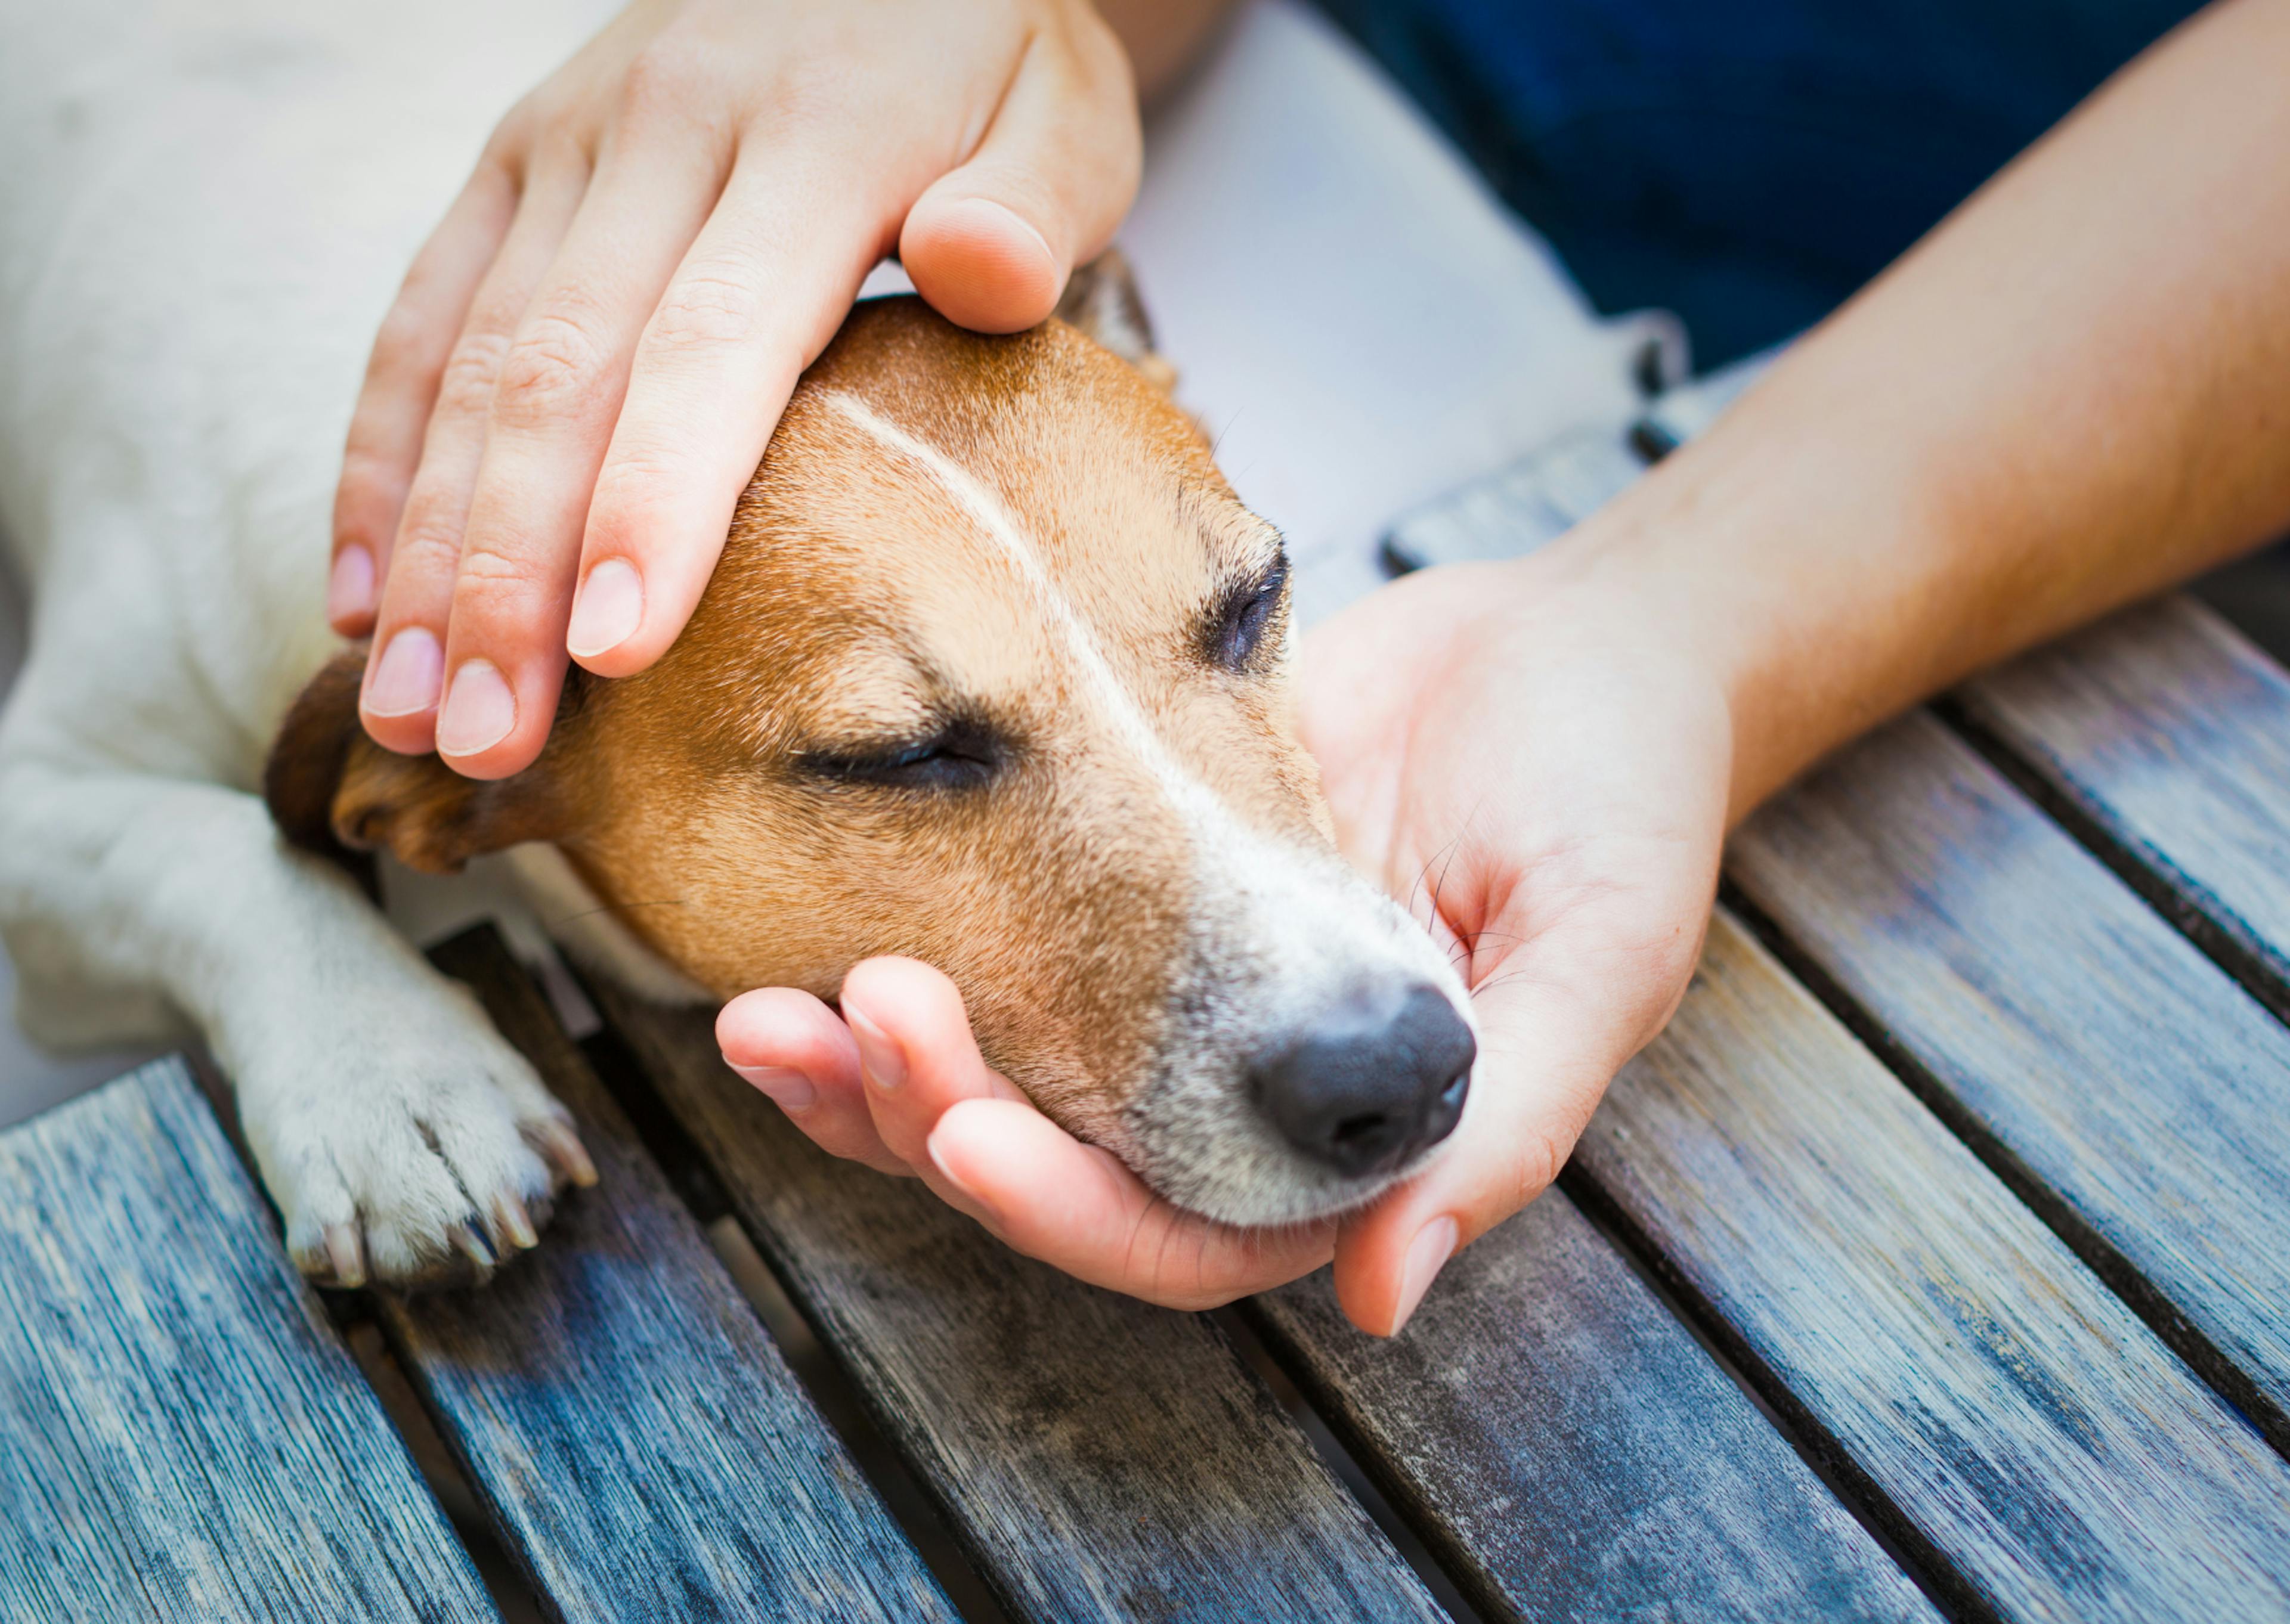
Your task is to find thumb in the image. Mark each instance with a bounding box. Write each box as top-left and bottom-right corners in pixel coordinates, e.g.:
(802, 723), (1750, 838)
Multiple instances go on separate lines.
(1332, 977), (1621, 1337)
(900, 17), (1140, 332)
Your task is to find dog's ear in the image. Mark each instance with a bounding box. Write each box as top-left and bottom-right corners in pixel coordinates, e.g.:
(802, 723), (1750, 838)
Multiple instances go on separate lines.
(264, 646), (564, 875)
(1054, 248), (1177, 393)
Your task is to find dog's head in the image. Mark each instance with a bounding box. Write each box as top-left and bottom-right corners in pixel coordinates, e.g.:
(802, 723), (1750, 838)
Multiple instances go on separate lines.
(270, 263), (1474, 1226)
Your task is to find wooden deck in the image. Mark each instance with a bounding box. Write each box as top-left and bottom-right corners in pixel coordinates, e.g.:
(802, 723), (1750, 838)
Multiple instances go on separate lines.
(8, 413), (2290, 1620)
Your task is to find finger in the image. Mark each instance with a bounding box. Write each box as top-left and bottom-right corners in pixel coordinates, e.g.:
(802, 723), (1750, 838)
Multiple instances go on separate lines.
(717, 988), (911, 1177)
(927, 1099), (1333, 1309)
(330, 162), (518, 635)
(838, 955), (1330, 1304)
(562, 144), (893, 681)
(428, 129), (734, 777)
(1332, 975), (1618, 1337)
(835, 957), (1026, 1177)
(900, 17), (1141, 333)
(360, 159), (590, 754)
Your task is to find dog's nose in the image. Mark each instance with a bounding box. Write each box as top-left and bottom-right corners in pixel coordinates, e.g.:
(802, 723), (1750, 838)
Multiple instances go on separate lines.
(1249, 983), (1475, 1178)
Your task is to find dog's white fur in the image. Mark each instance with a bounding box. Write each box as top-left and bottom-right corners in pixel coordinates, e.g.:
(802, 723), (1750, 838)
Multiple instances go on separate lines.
(0, 0), (623, 1276)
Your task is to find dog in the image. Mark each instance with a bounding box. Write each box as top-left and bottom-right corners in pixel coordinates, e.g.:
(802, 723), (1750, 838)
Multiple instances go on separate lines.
(0, 0), (1474, 1289)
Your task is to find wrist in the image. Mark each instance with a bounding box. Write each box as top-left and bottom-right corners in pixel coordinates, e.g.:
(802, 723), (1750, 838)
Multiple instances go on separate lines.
(1477, 534), (1743, 817)
(1522, 429), (1949, 825)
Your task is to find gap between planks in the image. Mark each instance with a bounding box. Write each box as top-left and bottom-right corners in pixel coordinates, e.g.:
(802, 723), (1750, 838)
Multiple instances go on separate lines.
(1718, 872), (2290, 1464)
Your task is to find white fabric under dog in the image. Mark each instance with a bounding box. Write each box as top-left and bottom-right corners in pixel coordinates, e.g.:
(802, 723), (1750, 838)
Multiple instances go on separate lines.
(1123, 0), (1679, 622)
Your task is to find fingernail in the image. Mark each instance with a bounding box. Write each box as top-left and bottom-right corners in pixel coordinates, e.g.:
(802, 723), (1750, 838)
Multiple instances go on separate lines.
(567, 557), (643, 658)
(1390, 1216), (1458, 1335)
(926, 1125), (1002, 1223)
(844, 1002), (906, 1092)
(729, 1061), (816, 1114)
(960, 196), (1054, 271)
(328, 545), (376, 623)
(435, 659), (516, 757)
(363, 627), (444, 717)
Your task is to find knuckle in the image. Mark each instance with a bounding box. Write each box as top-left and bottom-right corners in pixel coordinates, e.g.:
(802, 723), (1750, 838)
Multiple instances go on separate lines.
(336, 436), (396, 490)
(487, 95), (542, 160)
(436, 330), (513, 418)
(367, 297), (432, 382)
(617, 39), (718, 126)
(595, 439), (678, 491)
(491, 85), (584, 163)
(493, 308), (605, 423)
(646, 266), (760, 352)
(451, 541), (550, 614)
(332, 451), (401, 540)
(391, 509), (469, 576)
(584, 445), (688, 551)
(586, 454), (669, 532)
(1508, 1132), (1565, 1210)
(752, 58), (859, 135)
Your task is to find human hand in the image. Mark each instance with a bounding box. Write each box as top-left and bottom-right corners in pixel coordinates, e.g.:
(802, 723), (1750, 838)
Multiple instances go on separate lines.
(717, 958), (1341, 1309)
(332, 0), (1140, 776)
(1294, 551), (1729, 1332)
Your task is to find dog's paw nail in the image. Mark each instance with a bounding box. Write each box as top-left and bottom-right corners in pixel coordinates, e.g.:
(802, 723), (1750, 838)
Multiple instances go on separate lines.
(493, 1192), (539, 1251)
(537, 1118), (599, 1188)
(324, 1223), (367, 1289)
(451, 1222), (497, 1271)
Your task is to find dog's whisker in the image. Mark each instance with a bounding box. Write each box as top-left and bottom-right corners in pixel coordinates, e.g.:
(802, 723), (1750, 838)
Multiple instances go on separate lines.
(1407, 829), (1468, 932)
(1449, 928), (1524, 960)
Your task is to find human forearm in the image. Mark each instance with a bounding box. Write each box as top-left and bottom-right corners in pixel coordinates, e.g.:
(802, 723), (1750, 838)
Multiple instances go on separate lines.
(1549, 0), (2290, 822)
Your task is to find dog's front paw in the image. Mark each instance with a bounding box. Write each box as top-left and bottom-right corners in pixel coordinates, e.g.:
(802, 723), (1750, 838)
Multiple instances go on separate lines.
(237, 981), (598, 1291)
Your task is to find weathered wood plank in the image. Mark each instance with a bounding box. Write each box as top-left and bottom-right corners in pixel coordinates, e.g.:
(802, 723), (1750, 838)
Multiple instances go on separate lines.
(1729, 711), (2290, 1449)
(1249, 1191), (1940, 1624)
(588, 978), (1446, 1624)
(383, 927), (958, 1624)
(0, 1059), (496, 1624)
(1953, 593), (2290, 1018)
(1575, 910), (2290, 1623)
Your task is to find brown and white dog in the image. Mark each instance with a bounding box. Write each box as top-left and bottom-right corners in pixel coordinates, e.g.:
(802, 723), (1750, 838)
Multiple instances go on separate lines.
(282, 277), (1475, 1259)
(0, 0), (1476, 1287)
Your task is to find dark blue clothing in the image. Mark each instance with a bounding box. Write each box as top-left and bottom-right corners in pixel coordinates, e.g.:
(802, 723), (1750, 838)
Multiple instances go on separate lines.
(1317, 0), (2205, 368)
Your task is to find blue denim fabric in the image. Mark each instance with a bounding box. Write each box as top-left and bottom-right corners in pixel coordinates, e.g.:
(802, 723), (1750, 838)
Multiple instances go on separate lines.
(1316, 0), (2202, 367)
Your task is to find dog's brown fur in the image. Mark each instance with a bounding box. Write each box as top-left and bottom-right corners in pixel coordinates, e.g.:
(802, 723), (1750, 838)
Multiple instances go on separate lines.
(270, 279), (1327, 1149)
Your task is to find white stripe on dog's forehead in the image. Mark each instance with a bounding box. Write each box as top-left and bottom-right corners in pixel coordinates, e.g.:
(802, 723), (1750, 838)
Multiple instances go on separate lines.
(820, 389), (1477, 1061)
(822, 388), (1216, 819)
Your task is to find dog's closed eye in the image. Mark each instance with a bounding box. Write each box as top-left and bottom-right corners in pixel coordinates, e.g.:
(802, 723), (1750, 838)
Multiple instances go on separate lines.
(800, 716), (1008, 792)
(1206, 552), (1291, 673)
